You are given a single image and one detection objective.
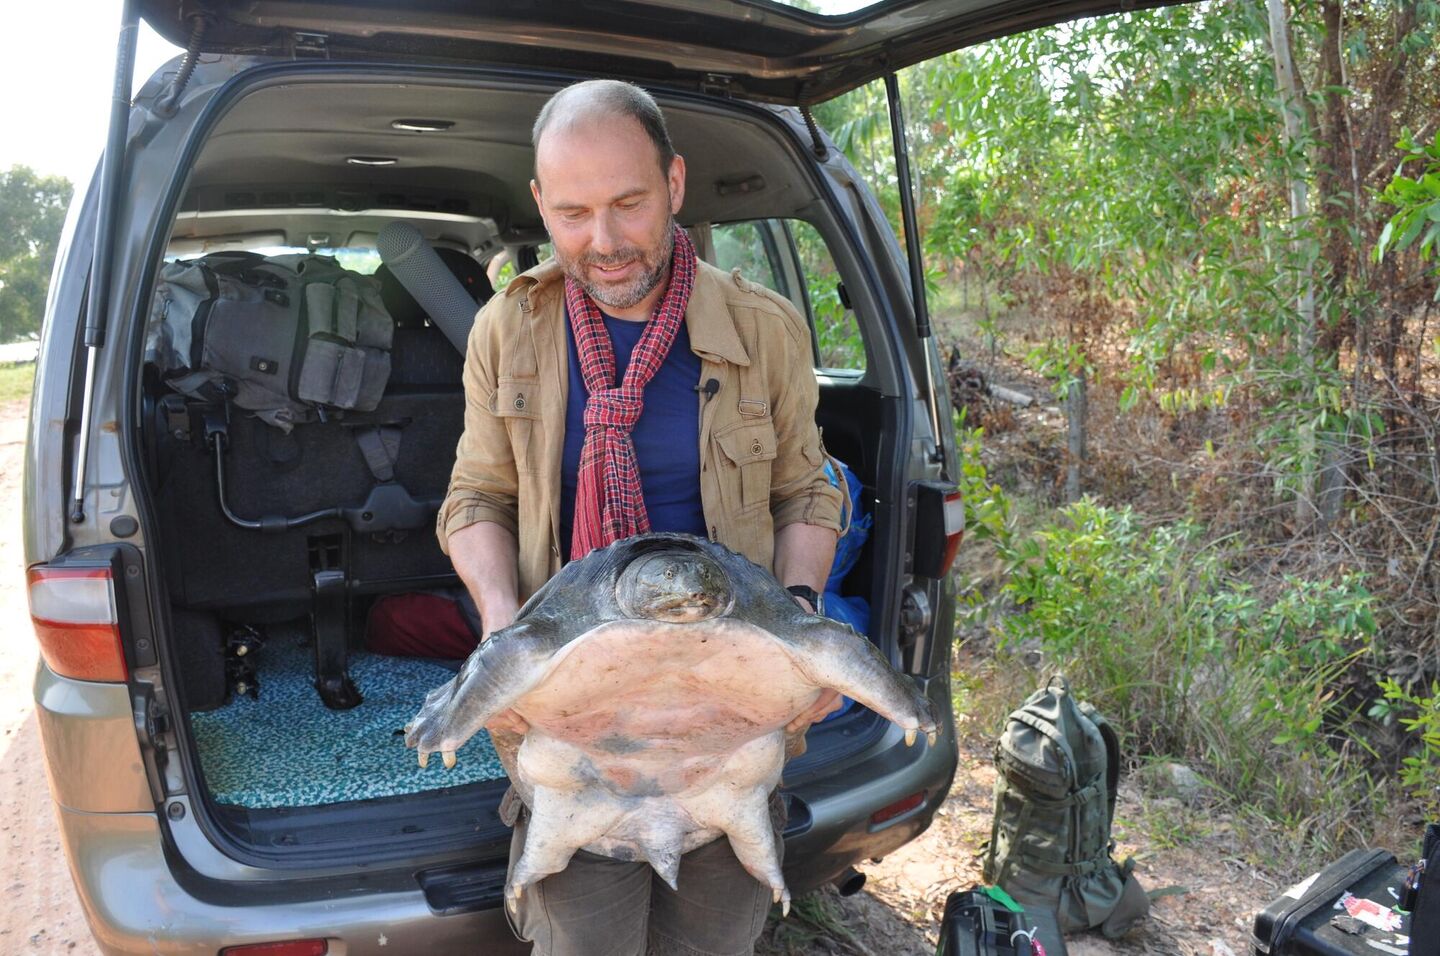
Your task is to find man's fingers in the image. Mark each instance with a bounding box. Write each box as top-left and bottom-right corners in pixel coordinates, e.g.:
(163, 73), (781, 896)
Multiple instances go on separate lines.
(485, 709), (530, 735)
(785, 690), (844, 733)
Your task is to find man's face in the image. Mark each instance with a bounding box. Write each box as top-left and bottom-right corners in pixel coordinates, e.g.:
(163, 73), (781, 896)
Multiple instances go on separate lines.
(531, 116), (686, 315)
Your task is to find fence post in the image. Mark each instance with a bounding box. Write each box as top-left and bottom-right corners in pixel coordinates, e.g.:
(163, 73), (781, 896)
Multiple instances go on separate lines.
(1066, 372), (1087, 503)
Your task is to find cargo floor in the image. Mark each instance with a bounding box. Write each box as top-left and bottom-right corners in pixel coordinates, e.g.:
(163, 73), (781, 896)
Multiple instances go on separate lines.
(190, 634), (505, 808)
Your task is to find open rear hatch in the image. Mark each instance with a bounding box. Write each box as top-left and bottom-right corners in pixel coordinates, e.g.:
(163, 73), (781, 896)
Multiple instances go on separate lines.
(139, 0), (1186, 104)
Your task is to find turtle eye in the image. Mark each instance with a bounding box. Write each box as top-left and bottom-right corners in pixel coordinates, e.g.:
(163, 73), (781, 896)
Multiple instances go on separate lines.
(664, 567), (676, 580)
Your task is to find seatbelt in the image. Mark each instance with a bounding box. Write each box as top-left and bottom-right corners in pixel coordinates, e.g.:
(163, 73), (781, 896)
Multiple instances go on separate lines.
(351, 424), (405, 483)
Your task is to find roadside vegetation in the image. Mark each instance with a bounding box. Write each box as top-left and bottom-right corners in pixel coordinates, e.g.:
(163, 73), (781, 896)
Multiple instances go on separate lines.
(812, 0), (1440, 872)
(0, 362), (36, 406)
(0, 166), (72, 343)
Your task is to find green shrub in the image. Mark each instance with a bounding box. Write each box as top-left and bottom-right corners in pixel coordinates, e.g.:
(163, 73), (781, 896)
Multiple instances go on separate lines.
(988, 499), (1380, 864)
(1370, 678), (1440, 818)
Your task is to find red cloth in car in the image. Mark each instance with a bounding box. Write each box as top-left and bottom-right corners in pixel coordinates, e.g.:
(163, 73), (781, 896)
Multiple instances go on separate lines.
(365, 592), (479, 659)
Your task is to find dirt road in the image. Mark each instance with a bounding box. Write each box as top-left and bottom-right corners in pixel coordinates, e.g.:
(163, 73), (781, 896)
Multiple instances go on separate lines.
(0, 393), (1262, 955)
(0, 398), (100, 955)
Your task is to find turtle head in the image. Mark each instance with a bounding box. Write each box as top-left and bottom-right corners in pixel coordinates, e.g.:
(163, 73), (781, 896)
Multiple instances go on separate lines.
(616, 549), (733, 623)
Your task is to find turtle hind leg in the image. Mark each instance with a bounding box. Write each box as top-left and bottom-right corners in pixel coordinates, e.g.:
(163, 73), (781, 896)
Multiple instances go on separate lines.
(508, 785), (629, 902)
(658, 736), (791, 910)
(679, 783), (788, 913)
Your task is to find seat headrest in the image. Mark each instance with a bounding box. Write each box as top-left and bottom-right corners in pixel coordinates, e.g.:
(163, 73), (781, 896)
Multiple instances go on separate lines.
(376, 247), (494, 329)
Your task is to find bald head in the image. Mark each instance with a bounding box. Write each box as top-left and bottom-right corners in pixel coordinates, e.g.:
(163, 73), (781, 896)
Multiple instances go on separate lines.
(532, 80), (676, 185)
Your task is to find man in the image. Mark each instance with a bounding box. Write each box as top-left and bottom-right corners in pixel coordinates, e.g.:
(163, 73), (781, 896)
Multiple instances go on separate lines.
(436, 79), (845, 955)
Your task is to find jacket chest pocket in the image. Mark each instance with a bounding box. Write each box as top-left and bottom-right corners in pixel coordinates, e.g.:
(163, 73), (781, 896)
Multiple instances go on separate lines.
(492, 377), (542, 474)
(714, 419), (778, 513)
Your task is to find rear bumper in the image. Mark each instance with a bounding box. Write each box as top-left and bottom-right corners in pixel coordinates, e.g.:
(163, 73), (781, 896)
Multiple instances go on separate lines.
(784, 680), (959, 893)
(57, 806), (528, 956)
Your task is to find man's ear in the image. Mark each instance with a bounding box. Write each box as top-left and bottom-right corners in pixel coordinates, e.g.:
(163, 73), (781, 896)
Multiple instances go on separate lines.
(667, 155), (687, 214)
(529, 178), (543, 214)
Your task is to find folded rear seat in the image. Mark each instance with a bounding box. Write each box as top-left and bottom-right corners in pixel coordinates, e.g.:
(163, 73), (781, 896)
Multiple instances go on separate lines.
(149, 247), (489, 708)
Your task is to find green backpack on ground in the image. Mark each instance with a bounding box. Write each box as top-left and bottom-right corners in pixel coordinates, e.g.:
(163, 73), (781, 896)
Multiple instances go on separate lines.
(983, 675), (1149, 938)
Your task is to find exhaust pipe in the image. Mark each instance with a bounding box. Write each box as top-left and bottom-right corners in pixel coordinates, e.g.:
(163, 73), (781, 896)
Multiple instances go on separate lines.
(833, 867), (867, 897)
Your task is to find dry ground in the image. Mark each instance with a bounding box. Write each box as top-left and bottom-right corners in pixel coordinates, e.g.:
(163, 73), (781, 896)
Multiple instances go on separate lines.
(0, 392), (1266, 955)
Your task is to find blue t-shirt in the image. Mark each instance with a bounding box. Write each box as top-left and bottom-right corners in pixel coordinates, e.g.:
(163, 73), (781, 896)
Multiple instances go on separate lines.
(560, 311), (706, 559)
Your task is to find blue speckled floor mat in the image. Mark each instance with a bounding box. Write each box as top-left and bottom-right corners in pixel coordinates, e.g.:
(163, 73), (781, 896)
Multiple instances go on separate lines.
(190, 637), (505, 808)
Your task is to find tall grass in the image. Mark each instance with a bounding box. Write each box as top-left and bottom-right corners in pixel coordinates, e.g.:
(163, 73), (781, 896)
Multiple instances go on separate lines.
(955, 424), (1390, 867)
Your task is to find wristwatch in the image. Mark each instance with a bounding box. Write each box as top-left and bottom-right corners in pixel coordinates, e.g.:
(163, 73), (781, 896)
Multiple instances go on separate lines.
(785, 584), (824, 615)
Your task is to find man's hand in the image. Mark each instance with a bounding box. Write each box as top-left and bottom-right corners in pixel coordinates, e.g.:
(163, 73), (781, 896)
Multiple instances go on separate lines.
(785, 688), (843, 734)
(486, 709), (531, 735)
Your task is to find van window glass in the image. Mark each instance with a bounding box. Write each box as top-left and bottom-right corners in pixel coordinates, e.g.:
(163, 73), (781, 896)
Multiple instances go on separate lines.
(713, 222), (784, 295)
(712, 219), (866, 373)
(764, 0), (881, 14)
(790, 220), (865, 372)
(489, 254), (518, 292)
(166, 244), (383, 274)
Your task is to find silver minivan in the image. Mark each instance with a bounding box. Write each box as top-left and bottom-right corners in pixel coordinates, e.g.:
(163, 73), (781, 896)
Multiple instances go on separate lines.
(22, 1), (1112, 952)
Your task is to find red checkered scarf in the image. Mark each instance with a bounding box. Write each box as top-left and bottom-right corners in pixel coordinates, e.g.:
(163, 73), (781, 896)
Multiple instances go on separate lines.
(567, 224), (696, 560)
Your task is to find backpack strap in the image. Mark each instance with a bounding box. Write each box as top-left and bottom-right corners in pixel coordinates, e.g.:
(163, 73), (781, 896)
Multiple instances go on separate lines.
(201, 250), (268, 275)
(1082, 702), (1122, 831)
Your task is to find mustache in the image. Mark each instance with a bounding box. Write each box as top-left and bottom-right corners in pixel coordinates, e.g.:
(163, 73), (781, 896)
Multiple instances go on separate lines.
(579, 248), (646, 268)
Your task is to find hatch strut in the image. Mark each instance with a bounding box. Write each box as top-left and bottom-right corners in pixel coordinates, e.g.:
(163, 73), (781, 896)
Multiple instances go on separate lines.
(71, 0), (138, 523)
(884, 72), (946, 473)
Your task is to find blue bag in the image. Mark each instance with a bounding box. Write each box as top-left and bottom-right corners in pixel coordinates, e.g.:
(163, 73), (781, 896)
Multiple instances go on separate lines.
(819, 458), (873, 721)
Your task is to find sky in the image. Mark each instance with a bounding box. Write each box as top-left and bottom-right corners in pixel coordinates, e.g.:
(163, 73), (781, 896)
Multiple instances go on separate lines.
(0, 3), (184, 188)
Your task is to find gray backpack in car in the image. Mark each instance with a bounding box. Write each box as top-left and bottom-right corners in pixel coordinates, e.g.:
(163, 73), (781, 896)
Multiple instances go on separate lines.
(145, 251), (393, 431)
(983, 675), (1149, 938)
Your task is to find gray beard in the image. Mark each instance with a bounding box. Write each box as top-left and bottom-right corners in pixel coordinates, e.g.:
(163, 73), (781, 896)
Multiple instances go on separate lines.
(564, 221), (675, 312)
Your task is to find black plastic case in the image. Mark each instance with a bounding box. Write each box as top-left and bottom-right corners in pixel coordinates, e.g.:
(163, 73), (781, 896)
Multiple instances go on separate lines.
(938, 889), (1067, 956)
(1251, 848), (1411, 955)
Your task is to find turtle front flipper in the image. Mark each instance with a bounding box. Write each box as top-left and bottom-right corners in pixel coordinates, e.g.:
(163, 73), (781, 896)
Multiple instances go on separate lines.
(404, 621), (558, 768)
(786, 620), (941, 747)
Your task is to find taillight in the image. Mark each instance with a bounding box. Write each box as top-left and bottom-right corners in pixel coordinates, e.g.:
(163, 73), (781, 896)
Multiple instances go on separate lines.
(937, 489), (964, 576)
(870, 790), (926, 826)
(912, 481), (964, 578)
(27, 566), (128, 682)
(219, 940), (329, 956)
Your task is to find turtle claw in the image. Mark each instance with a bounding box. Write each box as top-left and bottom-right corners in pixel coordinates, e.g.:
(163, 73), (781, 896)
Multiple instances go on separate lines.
(774, 887), (791, 917)
(926, 728), (938, 747)
(904, 727), (917, 746)
(442, 750), (457, 770)
(418, 751), (429, 769)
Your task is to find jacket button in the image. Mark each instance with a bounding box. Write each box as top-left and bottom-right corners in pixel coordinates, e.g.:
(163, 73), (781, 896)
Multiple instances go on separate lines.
(751, 440), (763, 455)
(514, 395), (526, 410)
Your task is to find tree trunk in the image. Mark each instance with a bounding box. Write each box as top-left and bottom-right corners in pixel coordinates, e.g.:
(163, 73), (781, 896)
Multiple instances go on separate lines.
(1267, 0), (1322, 528)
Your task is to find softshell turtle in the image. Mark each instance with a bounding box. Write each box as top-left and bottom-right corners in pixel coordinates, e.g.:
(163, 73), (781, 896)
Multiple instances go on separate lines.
(404, 532), (940, 911)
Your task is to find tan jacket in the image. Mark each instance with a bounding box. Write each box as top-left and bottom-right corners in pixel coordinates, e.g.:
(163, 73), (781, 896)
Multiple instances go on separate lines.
(436, 257), (845, 601)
